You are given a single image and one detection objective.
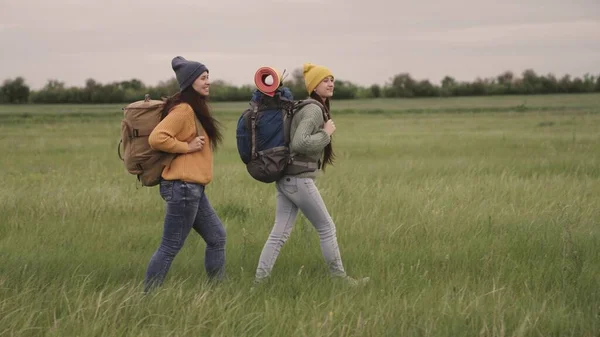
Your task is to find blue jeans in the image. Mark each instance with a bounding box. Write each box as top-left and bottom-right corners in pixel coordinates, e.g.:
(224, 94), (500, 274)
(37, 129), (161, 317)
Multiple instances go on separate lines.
(144, 180), (226, 292)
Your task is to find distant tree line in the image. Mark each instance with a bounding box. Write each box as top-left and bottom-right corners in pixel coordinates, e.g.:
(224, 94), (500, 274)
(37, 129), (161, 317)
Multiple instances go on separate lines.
(1, 69), (599, 104)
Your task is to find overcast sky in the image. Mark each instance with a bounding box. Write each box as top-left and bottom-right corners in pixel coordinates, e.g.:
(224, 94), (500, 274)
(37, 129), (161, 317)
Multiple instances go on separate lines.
(1, 0), (599, 89)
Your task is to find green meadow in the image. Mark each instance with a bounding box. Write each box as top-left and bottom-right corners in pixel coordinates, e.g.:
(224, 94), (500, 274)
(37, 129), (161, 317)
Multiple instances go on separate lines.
(1, 94), (599, 336)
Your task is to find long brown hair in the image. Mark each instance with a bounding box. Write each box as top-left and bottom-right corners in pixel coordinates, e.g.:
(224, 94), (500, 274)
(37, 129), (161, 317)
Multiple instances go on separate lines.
(161, 86), (223, 150)
(310, 92), (335, 170)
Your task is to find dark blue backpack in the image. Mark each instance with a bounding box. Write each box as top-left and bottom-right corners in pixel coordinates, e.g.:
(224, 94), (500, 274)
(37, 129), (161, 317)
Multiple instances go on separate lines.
(236, 87), (325, 183)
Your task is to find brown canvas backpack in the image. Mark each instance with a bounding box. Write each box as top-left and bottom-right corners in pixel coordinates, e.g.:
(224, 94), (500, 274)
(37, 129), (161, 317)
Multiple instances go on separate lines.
(118, 94), (202, 186)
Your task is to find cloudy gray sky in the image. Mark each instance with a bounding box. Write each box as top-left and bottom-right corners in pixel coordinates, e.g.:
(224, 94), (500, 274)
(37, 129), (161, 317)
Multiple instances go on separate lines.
(1, 0), (599, 89)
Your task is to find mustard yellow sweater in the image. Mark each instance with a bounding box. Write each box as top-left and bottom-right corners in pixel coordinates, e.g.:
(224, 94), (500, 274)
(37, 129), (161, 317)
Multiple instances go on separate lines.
(148, 103), (213, 185)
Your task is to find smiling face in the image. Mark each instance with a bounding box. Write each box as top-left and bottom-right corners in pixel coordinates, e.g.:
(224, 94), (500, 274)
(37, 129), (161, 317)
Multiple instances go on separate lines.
(192, 71), (210, 96)
(313, 76), (335, 99)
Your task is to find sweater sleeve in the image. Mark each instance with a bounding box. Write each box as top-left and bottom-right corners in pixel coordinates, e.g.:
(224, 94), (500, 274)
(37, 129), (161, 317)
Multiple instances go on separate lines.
(290, 104), (331, 155)
(148, 105), (192, 154)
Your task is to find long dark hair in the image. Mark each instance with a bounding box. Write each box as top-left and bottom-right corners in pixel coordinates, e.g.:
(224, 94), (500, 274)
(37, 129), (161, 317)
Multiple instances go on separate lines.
(161, 86), (223, 150)
(310, 92), (335, 171)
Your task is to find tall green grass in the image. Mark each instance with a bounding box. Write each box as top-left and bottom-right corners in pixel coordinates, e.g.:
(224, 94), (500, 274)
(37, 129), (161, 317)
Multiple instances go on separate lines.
(0, 95), (599, 336)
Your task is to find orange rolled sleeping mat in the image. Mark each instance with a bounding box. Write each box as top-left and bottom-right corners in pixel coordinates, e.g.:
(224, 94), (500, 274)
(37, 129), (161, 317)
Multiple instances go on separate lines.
(254, 66), (283, 97)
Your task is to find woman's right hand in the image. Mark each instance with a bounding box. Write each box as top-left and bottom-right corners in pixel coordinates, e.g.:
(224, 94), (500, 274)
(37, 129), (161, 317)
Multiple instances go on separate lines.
(323, 119), (336, 136)
(187, 136), (205, 153)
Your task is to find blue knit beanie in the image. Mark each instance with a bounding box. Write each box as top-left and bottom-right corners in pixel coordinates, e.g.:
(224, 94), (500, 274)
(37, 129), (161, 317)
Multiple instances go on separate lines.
(171, 56), (208, 92)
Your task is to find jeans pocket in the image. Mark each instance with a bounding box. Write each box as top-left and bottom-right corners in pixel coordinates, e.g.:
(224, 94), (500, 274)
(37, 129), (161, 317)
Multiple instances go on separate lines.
(185, 182), (204, 200)
(303, 179), (318, 195)
(159, 181), (174, 201)
(280, 176), (298, 194)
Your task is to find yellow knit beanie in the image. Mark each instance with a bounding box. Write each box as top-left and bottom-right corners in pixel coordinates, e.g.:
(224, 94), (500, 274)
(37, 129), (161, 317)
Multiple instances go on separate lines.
(303, 63), (334, 94)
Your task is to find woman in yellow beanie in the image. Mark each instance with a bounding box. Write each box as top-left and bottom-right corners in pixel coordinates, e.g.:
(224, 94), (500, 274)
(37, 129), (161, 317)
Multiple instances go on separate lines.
(254, 63), (369, 286)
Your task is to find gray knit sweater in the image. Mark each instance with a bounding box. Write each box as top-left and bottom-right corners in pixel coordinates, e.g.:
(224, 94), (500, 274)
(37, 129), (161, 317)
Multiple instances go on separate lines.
(288, 103), (330, 179)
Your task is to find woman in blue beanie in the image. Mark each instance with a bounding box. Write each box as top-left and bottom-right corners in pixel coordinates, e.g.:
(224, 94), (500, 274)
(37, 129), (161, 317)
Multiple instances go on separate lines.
(144, 56), (227, 292)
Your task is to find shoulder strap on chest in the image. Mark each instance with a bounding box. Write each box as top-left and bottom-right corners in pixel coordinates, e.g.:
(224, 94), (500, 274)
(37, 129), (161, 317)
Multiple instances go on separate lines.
(294, 98), (328, 121)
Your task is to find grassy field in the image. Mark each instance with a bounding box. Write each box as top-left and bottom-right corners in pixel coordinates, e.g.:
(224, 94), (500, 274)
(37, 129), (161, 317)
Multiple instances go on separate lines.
(0, 94), (599, 336)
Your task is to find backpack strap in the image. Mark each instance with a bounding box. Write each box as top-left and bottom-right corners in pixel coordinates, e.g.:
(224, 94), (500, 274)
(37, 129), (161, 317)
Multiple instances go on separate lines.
(286, 98), (329, 146)
(130, 128), (156, 138)
(290, 158), (320, 169)
(193, 114), (204, 137)
(294, 98), (328, 121)
(249, 103), (259, 159)
(192, 113), (215, 151)
(283, 102), (295, 146)
(285, 154), (321, 176)
(117, 139), (123, 161)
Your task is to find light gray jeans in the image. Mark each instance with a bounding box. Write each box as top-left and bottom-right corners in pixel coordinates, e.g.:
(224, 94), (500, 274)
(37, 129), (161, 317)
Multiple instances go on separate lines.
(255, 175), (346, 281)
